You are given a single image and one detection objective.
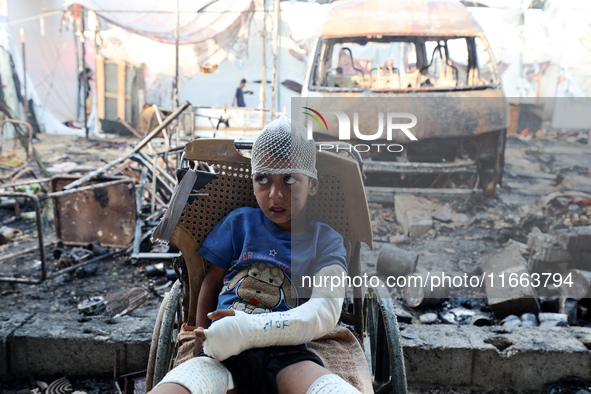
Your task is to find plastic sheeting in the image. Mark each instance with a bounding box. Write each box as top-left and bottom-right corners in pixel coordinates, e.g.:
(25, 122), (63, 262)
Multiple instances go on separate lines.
(68, 0), (254, 77)
(2, 7), (89, 137)
(158, 2), (329, 116)
(468, 0), (591, 98)
(96, 1), (329, 116)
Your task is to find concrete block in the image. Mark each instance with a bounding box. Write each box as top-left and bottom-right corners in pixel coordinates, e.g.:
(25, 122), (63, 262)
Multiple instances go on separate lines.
(527, 257), (568, 277)
(481, 245), (541, 319)
(465, 326), (590, 390)
(0, 312), (32, 382)
(399, 323), (473, 386)
(527, 233), (573, 263)
(394, 195), (432, 239)
(7, 312), (155, 379)
(9, 319), (125, 378)
(566, 326), (591, 352)
(118, 310), (156, 372)
(557, 226), (591, 252)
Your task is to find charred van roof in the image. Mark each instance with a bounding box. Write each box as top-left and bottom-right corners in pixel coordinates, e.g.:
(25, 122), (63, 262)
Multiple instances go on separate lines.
(319, 0), (485, 39)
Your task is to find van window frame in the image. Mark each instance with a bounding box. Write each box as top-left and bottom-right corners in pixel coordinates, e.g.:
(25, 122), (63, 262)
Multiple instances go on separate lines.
(308, 35), (500, 93)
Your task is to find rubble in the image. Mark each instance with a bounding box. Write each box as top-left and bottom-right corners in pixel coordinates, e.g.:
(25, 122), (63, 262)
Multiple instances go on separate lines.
(419, 312), (438, 324)
(394, 194), (433, 239)
(562, 269), (591, 299)
(403, 271), (450, 308)
(527, 232), (574, 264)
(481, 245), (542, 319)
(556, 225), (591, 252)
(376, 244), (418, 278)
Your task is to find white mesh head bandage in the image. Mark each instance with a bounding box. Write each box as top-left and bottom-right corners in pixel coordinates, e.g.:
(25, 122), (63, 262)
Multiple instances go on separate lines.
(251, 116), (317, 179)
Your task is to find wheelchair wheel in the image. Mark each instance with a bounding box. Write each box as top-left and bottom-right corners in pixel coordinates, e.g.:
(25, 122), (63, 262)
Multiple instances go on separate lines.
(146, 280), (183, 391)
(363, 280), (407, 394)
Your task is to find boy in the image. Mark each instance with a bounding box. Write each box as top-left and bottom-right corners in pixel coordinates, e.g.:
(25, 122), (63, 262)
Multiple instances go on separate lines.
(151, 117), (360, 394)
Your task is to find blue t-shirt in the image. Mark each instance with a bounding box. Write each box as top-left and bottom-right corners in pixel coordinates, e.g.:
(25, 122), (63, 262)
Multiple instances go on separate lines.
(235, 87), (246, 107)
(198, 207), (346, 314)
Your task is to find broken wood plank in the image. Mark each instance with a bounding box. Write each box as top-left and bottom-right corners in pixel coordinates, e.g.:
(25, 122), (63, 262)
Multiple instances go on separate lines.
(117, 63), (126, 120)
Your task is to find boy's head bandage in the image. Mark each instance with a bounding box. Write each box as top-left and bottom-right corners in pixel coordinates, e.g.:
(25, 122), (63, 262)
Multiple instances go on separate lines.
(251, 116), (317, 179)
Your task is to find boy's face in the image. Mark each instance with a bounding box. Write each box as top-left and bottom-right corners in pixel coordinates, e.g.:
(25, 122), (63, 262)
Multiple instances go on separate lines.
(253, 173), (318, 233)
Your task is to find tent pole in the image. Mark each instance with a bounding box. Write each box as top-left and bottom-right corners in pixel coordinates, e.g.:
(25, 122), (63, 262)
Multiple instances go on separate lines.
(271, 0), (279, 120)
(174, 0), (180, 147)
(20, 29), (29, 126)
(80, 14), (89, 138)
(261, 4), (267, 129)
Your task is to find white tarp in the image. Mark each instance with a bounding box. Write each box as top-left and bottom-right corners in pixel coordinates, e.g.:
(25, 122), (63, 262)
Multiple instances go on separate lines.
(3, 2), (88, 137)
(95, 1), (329, 117)
(69, 0), (254, 77)
(160, 2), (329, 116)
(468, 0), (591, 99)
(4, 0), (256, 136)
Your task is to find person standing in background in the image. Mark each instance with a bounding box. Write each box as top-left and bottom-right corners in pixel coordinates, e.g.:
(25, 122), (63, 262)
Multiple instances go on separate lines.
(232, 78), (253, 107)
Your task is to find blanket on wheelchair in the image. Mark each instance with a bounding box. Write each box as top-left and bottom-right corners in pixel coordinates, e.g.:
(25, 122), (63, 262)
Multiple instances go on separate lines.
(174, 325), (373, 393)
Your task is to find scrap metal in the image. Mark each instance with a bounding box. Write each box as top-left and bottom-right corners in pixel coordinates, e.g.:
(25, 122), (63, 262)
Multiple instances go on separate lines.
(63, 101), (191, 191)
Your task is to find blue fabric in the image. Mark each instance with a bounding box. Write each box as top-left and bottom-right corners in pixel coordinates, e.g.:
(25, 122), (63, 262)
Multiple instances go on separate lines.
(198, 207), (346, 313)
(235, 87), (246, 107)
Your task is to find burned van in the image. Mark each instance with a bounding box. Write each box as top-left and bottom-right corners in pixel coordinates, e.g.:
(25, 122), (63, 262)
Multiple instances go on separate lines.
(299, 0), (507, 196)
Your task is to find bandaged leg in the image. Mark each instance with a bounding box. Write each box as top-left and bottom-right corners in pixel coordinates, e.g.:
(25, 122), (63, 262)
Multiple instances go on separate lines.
(306, 374), (361, 394)
(154, 356), (234, 394)
(203, 265), (346, 361)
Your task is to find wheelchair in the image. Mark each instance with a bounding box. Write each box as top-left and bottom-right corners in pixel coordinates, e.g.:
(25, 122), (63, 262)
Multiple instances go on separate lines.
(145, 139), (407, 393)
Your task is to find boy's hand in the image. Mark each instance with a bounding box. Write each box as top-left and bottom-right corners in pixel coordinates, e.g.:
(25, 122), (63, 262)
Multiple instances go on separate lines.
(193, 309), (234, 357)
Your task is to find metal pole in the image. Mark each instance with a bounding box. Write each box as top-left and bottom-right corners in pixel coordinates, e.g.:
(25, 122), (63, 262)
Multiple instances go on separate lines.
(0, 118), (34, 160)
(173, 1), (180, 110)
(174, 0), (180, 147)
(81, 12), (89, 138)
(20, 28), (29, 125)
(261, 4), (267, 128)
(271, 0), (279, 119)
(0, 193), (46, 284)
(63, 101), (191, 190)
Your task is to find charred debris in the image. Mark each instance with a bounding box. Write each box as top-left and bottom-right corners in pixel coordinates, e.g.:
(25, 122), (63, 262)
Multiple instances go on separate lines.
(0, 103), (193, 318)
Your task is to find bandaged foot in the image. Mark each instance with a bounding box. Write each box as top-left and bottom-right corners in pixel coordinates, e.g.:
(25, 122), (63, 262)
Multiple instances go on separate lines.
(154, 356), (234, 394)
(202, 264), (346, 361)
(306, 374), (361, 394)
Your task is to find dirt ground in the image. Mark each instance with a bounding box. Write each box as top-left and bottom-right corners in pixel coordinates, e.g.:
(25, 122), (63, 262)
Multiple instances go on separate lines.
(1, 131), (591, 393)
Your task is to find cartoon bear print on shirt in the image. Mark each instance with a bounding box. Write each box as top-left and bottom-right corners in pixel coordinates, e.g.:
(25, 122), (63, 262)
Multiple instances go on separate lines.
(228, 261), (297, 314)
